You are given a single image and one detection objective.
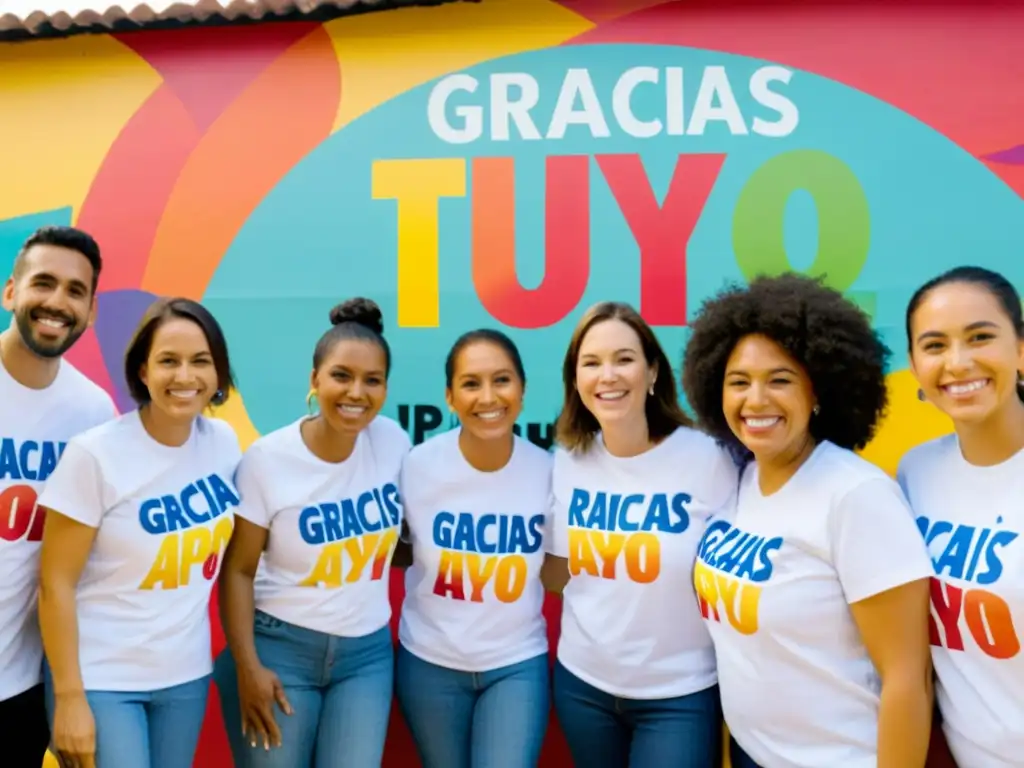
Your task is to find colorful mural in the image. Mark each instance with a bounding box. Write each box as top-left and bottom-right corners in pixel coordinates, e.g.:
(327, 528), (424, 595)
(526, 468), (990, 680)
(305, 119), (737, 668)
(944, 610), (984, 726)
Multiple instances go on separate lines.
(3, 0), (1022, 765)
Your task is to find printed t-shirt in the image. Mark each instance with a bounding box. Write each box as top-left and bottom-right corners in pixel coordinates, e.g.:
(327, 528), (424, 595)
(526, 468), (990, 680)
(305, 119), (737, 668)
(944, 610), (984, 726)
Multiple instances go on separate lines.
(235, 415), (411, 637)
(399, 429), (552, 671)
(549, 426), (739, 699)
(697, 440), (933, 768)
(899, 434), (1024, 768)
(0, 358), (116, 701)
(37, 410), (241, 692)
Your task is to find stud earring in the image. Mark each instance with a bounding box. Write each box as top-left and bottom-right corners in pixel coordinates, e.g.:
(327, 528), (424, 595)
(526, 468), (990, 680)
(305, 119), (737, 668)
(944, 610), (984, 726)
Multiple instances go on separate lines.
(917, 388), (926, 402)
(648, 383), (655, 396)
(812, 404), (820, 416)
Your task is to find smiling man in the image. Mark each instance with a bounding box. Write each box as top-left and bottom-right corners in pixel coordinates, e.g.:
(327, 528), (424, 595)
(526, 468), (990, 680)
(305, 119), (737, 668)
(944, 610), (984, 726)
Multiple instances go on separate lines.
(0, 225), (117, 767)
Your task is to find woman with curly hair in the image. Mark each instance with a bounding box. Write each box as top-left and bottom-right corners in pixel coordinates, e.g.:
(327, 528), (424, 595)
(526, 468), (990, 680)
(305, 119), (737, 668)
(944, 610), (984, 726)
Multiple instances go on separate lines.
(898, 266), (1024, 768)
(545, 301), (739, 768)
(681, 273), (933, 768)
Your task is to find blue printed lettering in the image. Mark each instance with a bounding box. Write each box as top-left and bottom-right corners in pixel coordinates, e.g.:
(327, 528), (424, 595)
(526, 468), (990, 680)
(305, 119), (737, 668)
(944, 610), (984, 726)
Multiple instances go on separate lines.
(697, 519), (780, 584)
(0, 438), (66, 482)
(432, 511), (544, 555)
(298, 482), (401, 546)
(138, 472), (240, 535)
(918, 515), (1018, 585)
(567, 488), (690, 534)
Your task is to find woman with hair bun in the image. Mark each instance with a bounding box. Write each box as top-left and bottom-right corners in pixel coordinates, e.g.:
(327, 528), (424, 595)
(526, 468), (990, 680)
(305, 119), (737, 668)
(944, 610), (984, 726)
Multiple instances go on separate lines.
(682, 273), (933, 768)
(214, 297), (411, 768)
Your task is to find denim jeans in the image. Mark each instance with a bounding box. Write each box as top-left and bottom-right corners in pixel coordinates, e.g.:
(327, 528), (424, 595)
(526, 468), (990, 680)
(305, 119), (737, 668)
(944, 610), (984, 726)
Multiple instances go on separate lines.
(395, 644), (550, 768)
(552, 661), (722, 768)
(214, 610), (393, 768)
(43, 666), (210, 768)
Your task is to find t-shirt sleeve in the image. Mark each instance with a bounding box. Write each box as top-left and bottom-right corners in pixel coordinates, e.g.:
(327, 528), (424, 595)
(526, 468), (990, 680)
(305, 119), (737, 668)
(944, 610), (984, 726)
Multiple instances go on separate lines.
(705, 441), (741, 522)
(233, 449), (273, 530)
(37, 441), (107, 529)
(545, 451), (570, 558)
(828, 477), (934, 604)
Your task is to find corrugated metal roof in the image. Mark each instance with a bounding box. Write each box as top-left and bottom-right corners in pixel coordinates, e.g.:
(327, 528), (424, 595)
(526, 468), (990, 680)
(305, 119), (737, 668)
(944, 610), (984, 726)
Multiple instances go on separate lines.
(0, 0), (439, 36)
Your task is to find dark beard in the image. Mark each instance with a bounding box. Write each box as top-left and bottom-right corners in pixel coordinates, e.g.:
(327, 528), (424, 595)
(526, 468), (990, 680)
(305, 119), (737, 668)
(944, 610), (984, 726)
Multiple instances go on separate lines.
(14, 308), (86, 359)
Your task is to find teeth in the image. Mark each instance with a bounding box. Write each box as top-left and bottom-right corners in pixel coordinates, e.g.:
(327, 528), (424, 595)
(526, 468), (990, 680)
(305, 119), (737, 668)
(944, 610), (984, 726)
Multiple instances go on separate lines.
(946, 380), (987, 395)
(596, 391), (627, 401)
(169, 390), (198, 399)
(37, 317), (65, 328)
(476, 410), (504, 421)
(744, 417), (780, 428)
(339, 405), (366, 414)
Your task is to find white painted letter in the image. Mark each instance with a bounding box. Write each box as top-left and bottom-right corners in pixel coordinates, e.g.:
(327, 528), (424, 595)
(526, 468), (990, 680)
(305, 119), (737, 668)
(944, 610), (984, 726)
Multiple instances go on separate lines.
(612, 66), (662, 139)
(428, 74), (482, 144)
(688, 66), (747, 136)
(547, 68), (611, 140)
(490, 73), (542, 141)
(750, 66), (799, 137)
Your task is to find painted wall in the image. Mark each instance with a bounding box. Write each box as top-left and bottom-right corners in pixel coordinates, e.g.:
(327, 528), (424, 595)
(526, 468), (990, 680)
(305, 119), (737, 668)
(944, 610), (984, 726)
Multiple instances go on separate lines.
(3, 0), (1022, 765)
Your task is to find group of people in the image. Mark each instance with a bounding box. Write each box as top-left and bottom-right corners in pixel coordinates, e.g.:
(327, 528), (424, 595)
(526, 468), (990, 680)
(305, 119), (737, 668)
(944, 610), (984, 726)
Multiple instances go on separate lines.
(0, 224), (1019, 768)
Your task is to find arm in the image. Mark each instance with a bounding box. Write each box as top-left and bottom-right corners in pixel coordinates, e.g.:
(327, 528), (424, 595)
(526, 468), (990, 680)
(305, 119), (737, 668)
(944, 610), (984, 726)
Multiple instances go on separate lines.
(540, 554), (570, 595)
(219, 517), (268, 671)
(850, 578), (933, 768)
(38, 511), (97, 699)
(391, 522), (413, 569)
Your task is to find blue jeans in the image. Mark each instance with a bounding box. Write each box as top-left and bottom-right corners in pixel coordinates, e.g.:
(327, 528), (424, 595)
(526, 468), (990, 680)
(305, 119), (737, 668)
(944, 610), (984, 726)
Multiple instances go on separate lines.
(395, 644), (550, 768)
(552, 661), (721, 768)
(214, 610), (393, 768)
(42, 666), (210, 768)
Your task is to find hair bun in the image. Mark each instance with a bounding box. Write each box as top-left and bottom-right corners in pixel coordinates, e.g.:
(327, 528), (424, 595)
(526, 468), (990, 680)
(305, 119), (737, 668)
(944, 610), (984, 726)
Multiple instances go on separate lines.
(328, 297), (384, 335)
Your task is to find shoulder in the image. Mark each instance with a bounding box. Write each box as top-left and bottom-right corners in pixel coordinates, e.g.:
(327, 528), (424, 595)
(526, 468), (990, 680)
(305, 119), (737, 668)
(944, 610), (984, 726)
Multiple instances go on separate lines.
(58, 362), (117, 424)
(71, 411), (138, 453)
(366, 414), (413, 454)
(196, 415), (241, 447)
(238, 420), (299, 467)
(896, 433), (956, 483)
(403, 428), (456, 474)
(811, 442), (907, 511)
(513, 435), (554, 473)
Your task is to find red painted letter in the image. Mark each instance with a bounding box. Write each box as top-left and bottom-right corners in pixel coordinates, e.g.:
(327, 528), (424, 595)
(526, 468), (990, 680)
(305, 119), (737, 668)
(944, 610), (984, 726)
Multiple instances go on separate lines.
(931, 578), (965, 651)
(597, 153), (725, 326)
(471, 156), (590, 329)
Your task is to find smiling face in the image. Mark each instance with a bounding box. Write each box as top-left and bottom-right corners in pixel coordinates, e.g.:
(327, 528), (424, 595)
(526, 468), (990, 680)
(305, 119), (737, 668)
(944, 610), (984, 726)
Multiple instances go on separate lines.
(909, 281), (1024, 426)
(311, 338), (387, 437)
(139, 318), (220, 422)
(723, 334), (817, 463)
(447, 340), (524, 441)
(2, 244), (96, 358)
(575, 318), (656, 431)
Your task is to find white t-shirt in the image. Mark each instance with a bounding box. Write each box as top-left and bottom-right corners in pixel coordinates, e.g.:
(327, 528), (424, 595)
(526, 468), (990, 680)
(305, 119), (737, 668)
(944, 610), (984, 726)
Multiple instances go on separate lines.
(548, 426), (738, 699)
(898, 434), (1024, 768)
(37, 410), (241, 692)
(236, 416), (411, 638)
(698, 441), (933, 768)
(399, 429), (552, 671)
(0, 358), (116, 701)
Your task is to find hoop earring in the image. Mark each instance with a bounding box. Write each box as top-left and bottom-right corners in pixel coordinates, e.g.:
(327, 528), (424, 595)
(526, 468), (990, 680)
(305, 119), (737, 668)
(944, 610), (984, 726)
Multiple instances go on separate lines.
(648, 383), (655, 396)
(306, 389), (318, 415)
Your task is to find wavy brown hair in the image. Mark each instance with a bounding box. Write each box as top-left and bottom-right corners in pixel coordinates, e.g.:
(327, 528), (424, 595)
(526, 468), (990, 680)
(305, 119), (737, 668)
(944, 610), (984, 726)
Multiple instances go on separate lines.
(555, 301), (692, 453)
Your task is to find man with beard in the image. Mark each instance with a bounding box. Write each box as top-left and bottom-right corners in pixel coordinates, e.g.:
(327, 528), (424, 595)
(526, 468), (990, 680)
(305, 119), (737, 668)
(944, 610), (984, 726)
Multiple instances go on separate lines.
(0, 225), (117, 766)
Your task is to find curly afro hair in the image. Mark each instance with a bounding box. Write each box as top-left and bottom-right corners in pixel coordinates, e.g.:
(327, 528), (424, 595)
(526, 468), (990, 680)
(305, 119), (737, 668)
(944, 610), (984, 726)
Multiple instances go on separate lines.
(681, 273), (891, 456)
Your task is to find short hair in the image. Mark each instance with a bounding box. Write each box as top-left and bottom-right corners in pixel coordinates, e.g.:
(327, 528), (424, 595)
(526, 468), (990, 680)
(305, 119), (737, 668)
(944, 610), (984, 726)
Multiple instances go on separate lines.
(312, 297), (391, 376)
(123, 298), (234, 407)
(556, 301), (692, 453)
(14, 226), (102, 294)
(445, 329), (526, 388)
(682, 273), (890, 456)
(906, 265), (1024, 404)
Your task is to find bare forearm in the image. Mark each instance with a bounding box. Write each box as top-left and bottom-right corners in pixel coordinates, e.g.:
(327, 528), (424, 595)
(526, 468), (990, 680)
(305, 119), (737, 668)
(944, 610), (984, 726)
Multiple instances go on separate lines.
(877, 676), (932, 768)
(219, 571), (260, 669)
(38, 582), (84, 697)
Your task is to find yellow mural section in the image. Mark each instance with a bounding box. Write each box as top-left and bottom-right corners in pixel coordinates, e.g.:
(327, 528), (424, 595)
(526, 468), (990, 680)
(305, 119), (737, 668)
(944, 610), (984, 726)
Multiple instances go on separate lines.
(324, 0), (593, 132)
(0, 36), (160, 222)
